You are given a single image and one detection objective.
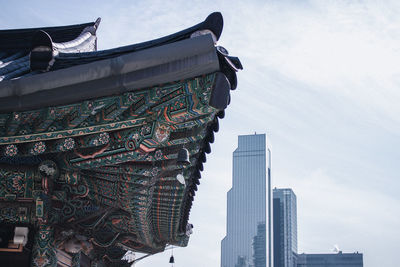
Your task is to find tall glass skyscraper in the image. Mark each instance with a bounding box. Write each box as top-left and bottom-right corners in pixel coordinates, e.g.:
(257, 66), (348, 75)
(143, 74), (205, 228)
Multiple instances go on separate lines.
(221, 134), (273, 267)
(273, 188), (298, 267)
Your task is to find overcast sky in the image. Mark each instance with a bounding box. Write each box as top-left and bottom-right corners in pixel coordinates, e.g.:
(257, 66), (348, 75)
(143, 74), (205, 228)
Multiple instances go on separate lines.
(2, 1), (400, 266)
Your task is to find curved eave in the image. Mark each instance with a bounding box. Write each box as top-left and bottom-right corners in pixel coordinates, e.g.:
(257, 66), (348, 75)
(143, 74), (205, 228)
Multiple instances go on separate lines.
(0, 18), (100, 81)
(177, 118), (220, 236)
(0, 34), (219, 112)
(52, 12), (223, 70)
(0, 12), (223, 82)
(0, 20), (98, 52)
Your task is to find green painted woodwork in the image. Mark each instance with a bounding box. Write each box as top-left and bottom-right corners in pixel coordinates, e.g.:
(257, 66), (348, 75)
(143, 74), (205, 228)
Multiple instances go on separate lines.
(31, 225), (57, 267)
(0, 73), (219, 264)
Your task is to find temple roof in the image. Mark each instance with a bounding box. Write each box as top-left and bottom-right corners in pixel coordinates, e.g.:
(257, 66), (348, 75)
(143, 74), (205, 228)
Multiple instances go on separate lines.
(0, 13), (241, 113)
(0, 20), (98, 52)
(0, 19), (100, 82)
(0, 12), (242, 265)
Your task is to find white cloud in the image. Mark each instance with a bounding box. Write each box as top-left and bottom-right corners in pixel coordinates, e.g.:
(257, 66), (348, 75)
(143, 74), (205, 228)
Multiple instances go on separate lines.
(293, 168), (400, 265)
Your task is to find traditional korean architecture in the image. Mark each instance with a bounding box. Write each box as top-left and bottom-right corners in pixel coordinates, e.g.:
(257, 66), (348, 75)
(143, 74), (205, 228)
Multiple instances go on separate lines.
(0, 12), (242, 267)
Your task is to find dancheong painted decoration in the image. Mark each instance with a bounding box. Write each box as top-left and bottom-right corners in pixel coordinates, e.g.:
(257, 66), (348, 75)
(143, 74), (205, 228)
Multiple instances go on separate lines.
(0, 12), (242, 267)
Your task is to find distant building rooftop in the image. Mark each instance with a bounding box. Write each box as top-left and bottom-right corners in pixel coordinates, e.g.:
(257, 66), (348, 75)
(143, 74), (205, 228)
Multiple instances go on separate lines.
(297, 251), (363, 267)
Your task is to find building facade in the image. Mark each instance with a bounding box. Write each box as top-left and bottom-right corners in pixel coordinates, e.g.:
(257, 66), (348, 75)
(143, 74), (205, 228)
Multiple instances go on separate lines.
(297, 252), (363, 267)
(253, 222), (266, 267)
(273, 188), (298, 267)
(221, 134), (273, 267)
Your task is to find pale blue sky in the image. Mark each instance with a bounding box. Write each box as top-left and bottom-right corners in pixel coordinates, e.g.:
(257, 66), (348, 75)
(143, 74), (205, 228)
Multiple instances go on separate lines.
(2, 1), (399, 266)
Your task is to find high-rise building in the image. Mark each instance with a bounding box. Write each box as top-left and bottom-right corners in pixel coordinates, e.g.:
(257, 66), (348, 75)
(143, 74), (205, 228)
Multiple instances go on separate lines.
(273, 188), (298, 267)
(297, 252), (363, 267)
(253, 222), (266, 267)
(221, 134), (273, 267)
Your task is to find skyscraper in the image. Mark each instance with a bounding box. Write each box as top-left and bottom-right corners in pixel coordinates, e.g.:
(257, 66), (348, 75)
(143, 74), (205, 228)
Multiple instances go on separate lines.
(221, 134), (273, 267)
(253, 222), (266, 267)
(273, 188), (298, 267)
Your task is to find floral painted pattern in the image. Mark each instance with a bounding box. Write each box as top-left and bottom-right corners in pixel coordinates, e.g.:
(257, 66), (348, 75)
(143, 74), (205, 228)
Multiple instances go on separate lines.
(4, 144), (18, 157)
(63, 138), (75, 150)
(1, 171), (26, 197)
(11, 175), (25, 195)
(154, 150), (163, 160)
(140, 124), (152, 137)
(154, 123), (170, 143)
(31, 142), (46, 155)
(57, 138), (75, 151)
(92, 132), (110, 146)
(99, 132), (110, 144)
